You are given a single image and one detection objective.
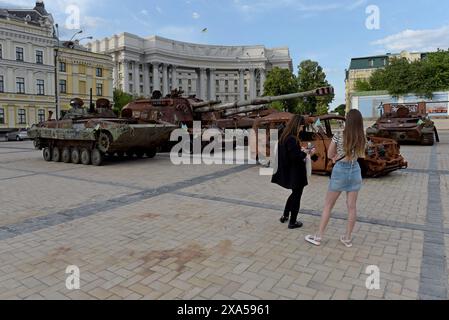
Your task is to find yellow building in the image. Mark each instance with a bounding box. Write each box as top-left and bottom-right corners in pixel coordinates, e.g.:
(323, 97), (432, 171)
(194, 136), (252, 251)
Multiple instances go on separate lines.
(57, 41), (113, 114)
(0, 1), (56, 133)
(345, 51), (425, 112)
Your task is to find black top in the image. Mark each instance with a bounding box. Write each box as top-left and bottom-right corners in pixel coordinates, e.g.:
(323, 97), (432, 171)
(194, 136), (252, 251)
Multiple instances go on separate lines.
(271, 135), (308, 190)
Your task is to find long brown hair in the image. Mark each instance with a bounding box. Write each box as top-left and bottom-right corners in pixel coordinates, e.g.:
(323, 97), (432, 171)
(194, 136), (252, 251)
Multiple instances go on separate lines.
(280, 115), (305, 145)
(344, 109), (366, 159)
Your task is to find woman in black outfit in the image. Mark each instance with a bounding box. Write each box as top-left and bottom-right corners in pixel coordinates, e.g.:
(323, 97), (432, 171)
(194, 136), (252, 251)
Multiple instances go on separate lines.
(272, 115), (312, 229)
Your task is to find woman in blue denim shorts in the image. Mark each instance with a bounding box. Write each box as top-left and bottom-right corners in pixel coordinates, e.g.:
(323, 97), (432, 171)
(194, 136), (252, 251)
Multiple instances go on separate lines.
(305, 110), (366, 248)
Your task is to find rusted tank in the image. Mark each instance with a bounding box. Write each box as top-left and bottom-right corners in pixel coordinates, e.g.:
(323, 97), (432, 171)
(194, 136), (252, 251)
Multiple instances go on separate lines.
(122, 87), (334, 130)
(251, 112), (408, 178)
(28, 98), (177, 166)
(366, 102), (440, 145)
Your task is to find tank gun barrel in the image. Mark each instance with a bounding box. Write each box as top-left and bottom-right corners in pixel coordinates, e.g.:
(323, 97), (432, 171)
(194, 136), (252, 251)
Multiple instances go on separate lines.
(195, 87), (334, 113)
(191, 100), (222, 109)
(224, 105), (268, 117)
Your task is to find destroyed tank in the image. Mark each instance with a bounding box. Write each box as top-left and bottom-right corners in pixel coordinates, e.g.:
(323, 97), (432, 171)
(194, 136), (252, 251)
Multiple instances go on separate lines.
(122, 87), (334, 151)
(251, 113), (408, 178)
(366, 102), (440, 146)
(122, 87), (335, 130)
(28, 98), (177, 166)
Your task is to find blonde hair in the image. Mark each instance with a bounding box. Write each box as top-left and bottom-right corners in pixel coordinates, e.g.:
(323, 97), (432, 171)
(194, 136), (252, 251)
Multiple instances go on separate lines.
(344, 109), (366, 159)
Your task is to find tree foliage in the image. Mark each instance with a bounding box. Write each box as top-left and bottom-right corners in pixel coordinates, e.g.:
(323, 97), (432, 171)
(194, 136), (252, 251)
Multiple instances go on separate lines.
(332, 104), (346, 116)
(355, 50), (449, 98)
(297, 60), (334, 115)
(113, 89), (134, 115)
(263, 67), (299, 112)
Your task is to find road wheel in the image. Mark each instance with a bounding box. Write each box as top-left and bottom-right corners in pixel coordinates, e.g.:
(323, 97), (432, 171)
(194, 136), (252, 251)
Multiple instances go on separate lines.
(71, 148), (81, 164)
(62, 147), (71, 163)
(43, 148), (52, 162)
(81, 148), (91, 165)
(421, 133), (434, 146)
(135, 150), (145, 158)
(97, 132), (111, 153)
(52, 147), (61, 162)
(91, 149), (104, 166)
(16, 136), (21, 141)
(146, 149), (157, 159)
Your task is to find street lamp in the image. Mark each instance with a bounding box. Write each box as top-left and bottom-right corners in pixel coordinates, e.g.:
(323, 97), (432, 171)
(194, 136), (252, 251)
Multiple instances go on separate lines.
(77, 36), (93, 42)
(53, 23), (60, 120)
(70, 30), (83, 41)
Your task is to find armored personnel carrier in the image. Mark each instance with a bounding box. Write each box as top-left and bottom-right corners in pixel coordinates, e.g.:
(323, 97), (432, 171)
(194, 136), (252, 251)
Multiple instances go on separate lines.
(28, 98), (177, 166)
(366, 102), (440, 145)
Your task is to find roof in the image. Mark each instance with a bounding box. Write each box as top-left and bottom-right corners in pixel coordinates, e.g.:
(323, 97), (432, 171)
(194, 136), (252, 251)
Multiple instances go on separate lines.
(0, 1), (53, 26)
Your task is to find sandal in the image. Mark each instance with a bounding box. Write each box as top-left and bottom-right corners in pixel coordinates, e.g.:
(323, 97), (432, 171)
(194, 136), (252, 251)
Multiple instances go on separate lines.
(305, 235), (322, 246)
(340, 236), (353, 248)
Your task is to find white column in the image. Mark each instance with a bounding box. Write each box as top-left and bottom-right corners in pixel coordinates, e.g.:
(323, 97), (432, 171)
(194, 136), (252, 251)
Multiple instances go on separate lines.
(209, 69), (216, 100)
(239, 69), (245, 100)
(123, 60), (129, 93)
(143, 63), (150, 96)
(198, 68), (207, 100)
(162, 64), (168, 96)
(113, 55), (120, 89)
(152, 62), (160, 92)
(259, 68), (266, 96)
(249, 68), (256, 100)
(133, 61), (139, 95)
(171, 65), (178, 92)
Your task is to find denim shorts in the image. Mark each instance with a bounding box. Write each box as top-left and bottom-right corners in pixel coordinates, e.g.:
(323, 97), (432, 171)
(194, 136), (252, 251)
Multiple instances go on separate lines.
(329, 160), (363, 192)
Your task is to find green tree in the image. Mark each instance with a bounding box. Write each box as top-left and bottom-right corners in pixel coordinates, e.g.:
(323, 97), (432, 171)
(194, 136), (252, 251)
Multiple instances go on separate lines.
(354, 79), (372, 92)
(332, 104), (346, 116)
(297, 60), (334, 114)
(362, 50), (449, 98)
(263, 67), (299, 112)
(113, 89), (134, 115)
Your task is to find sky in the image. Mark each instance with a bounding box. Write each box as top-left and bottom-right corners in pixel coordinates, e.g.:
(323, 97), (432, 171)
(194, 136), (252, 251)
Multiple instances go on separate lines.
(2, 0), (449, 108)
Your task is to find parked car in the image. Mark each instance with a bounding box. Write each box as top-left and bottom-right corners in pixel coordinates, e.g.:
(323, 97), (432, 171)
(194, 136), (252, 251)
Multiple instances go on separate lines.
(6, 129), (29, 141)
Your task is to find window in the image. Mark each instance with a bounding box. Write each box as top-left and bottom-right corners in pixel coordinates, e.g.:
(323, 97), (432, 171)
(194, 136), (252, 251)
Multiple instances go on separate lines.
(188, 79), (192, 85)
(234, 80), (238, 86)
(79, 80), (86, 94)
(178, 79), (182, 85)
(37, 79), (45, 95)
(139, 85), (143, 93)
(59, 62), (66, 72)
(225, 80), (229, 86)
(139, 64), (143, 72)
(16, 77), (25, 94)
(38, 109), (45, 123)
(16, 47), (24, 61)
(129, 84), (133, 92)
(139, 75), (143, 83)
(0, 108), (4, 124)
(0, 44), (2, 59)
(96, 83), (103, 96)
(96, 67), (103, 77)
(0, 75), (4, 93)
(78, 64), (86, 74)
(59, 80), (67, 93)
(129, 73), (133, 81)
(36, 50), (43, 64)
(18, 109), (26, 124)
(369, 59), (374, 67)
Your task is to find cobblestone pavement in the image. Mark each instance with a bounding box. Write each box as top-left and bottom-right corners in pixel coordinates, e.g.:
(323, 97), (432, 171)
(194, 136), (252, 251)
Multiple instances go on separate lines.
(0, 133), (448, 300)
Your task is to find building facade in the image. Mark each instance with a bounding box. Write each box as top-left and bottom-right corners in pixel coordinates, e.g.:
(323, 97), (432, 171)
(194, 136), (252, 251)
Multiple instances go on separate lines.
(345, 51), (425, 111)
(0, 1), (56, 132)
(57, 41), (114, 113)
(351, 91), (449, 119)
(87, 33), (293, 102)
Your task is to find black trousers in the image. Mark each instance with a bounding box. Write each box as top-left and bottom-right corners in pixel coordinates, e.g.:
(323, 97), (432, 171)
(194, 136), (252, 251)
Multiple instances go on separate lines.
(283, 187), (305, 224)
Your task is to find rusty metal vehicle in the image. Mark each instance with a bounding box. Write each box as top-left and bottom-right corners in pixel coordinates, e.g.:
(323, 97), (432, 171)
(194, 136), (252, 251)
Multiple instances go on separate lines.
(121, 88), (334, 151)
(251, 112), (408, 177)
(28, 98), (177, 166)
(366, 102), (440, 146)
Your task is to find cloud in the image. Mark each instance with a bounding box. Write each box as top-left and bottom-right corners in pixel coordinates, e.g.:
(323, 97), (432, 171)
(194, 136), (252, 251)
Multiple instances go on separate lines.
(192, 12), (200, 19)
(233, 0), (367, 13)
(371, 25), (449, 52)
(156, 6), (163, 14)
(141, 9), (148, 16)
